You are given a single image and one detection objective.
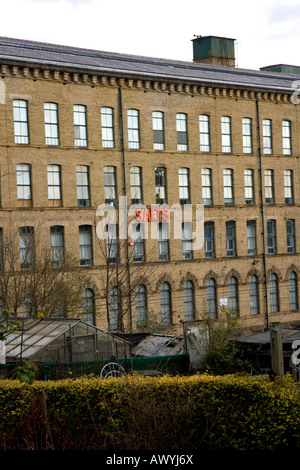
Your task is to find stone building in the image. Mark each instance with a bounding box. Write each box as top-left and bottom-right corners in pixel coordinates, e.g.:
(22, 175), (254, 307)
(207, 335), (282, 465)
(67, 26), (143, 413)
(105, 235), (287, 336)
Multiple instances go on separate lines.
(0, 35), (299, 334)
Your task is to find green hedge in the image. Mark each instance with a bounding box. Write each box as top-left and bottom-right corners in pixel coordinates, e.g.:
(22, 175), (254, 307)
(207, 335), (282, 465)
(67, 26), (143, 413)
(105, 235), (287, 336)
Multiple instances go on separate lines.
(0, 373), (299, 450)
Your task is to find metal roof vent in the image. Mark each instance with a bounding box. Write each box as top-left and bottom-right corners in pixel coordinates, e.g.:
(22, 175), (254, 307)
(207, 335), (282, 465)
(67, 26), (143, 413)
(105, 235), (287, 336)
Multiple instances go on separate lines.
(192, 35), (236, 67)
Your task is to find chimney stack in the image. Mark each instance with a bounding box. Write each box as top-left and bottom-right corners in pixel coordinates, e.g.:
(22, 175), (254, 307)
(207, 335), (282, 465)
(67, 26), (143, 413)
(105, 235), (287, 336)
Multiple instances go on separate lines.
(192, 35), (236, 67)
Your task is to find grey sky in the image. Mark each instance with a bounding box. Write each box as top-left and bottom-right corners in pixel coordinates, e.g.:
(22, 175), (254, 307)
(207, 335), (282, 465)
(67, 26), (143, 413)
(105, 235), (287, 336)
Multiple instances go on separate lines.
(1, 0), (299, 70)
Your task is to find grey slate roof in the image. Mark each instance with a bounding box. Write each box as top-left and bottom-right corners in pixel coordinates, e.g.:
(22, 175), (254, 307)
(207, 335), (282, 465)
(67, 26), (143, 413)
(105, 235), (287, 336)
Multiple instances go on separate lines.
(0, 36), (298, 93)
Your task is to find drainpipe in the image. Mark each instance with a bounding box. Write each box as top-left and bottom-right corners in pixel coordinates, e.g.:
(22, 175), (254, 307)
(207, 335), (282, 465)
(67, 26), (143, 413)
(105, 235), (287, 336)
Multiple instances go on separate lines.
(256, 99), (269, 329)
(119, 87), (132, 331)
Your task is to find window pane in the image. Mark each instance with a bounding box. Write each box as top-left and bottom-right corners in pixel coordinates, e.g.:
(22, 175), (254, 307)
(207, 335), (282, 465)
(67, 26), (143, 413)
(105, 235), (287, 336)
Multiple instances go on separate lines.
(242, 118), (252, 153)
(16, 164), (31, 200)
(176, 113), (188, 151)
(221, 116), (231, 153)
(282, 120), (292, 155)
(128, 109), (140, 149)
(199, 115), (210, 152)
(262, 119), (272, 154)
(13, 100), (29, 144)
(160, 282), (171, 324)
(101, 107), (114, 148)
(44, 102), (59, 145)
(79, 225), (92, 266)
(47, 165), (61, 200)
(184, 280), (194, 321)
(74, 105), (87, 146)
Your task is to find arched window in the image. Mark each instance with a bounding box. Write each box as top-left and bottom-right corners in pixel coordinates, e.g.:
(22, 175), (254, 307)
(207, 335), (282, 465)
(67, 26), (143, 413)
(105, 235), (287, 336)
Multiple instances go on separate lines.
(135, 285), (147, 327)
(206, 278), (217, 319)
(289, 272), (298, 311)
(109, 287), (119, 330)
(269, 273), (279, 313)
(160, 282), (171, 324)
(82, 288), (95, 325)
(228, 277), (238, 316)
(249, 275), (259, 315)
(184, 280), (194, 321)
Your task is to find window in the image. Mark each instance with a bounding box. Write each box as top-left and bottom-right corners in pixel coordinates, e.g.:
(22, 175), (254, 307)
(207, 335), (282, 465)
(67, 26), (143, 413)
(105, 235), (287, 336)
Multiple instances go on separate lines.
(282, 120), (292, 155)
(221, 116), (232, 153)
(289, 272), (298, 311)
(101, 107), (114, 148)
(223, 169), (234, 205)
(179, 168), (190, 205)
(127, 109), (140, 149)
(264, 170), (274, 204)
(269, 273), (279, 312)
(228, 277), (238, 316)
(73, 105), (87, 146)
(13, 100), (29, 144)
(132, 223), (145, 263)
(158, 221), (169, 261)
(204, 221), (214, 258)
(155, 167), (167, 204)
(44, 102), (59, 145)
(206, 278), (217, 319)
(199, 115), (210, 152)
(160, 282), (171, 325)
(79, 225), (92, 266)
(184, 280), (194, 321)
(247, 220), (256, 256)
(242, 118), (252, 153)
(130, 167), (143, 204)
(106, 224), (118, 264)
(108, 287), (119, 330)
(249, 275), (259, 315)
(244, 169), (254, 204)
(267, 220), (276, 254)
(76, 165), (90, 207)
(226, 221), (236, 257)
(50, 225), (64, 267)
(82, 289), (95, 325)
(182, 222), (193, 260)
(135, 285), (147, 327)
(262, 119), (272, 154)
(104, 166), (117, 205)
(16, 164), (32, 202)
(286, 219), (296, 254)
(47, 164), (62, 204)
(201, 169), (212, 205)
(19, 226), (34, 269)
(152, 111), (164, 150)
(176, 113), (188, 151)
(284, 170), (293, 204)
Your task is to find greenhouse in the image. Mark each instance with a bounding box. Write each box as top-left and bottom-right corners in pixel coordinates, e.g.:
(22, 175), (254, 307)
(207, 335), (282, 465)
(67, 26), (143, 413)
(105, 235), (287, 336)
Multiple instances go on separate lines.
(3, 317), (131, 363)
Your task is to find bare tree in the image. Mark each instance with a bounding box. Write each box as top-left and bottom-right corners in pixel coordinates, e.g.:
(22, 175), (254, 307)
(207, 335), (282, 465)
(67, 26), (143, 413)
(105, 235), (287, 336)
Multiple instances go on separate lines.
(96, 205), (159, 333)
(0, 225), (91, 317)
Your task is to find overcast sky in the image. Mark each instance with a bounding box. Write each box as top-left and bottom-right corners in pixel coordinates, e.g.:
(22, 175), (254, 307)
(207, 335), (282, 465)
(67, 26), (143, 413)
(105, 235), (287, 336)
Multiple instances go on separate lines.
(1, 0), (299, 71)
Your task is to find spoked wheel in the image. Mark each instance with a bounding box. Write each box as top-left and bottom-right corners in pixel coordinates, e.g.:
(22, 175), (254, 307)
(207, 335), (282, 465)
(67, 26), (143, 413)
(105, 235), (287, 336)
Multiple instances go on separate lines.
(100, 362), (127, 378)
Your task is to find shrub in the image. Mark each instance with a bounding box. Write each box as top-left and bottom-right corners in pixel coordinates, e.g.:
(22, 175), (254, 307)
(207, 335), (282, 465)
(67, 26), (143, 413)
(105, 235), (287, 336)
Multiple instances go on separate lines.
(0, 373), (299, 450)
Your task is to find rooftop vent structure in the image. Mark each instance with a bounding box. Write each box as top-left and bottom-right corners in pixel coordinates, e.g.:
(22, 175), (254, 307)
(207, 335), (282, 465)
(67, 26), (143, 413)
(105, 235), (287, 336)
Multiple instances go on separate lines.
(192, 35), (236, 67)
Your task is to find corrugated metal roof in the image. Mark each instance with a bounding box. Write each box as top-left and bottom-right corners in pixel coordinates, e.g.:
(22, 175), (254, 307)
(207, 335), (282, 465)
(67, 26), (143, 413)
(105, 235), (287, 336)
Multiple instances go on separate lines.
(236, 328), (300, 345)
(0, 36), (298, 93)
